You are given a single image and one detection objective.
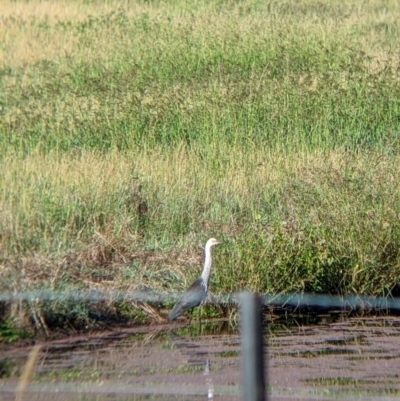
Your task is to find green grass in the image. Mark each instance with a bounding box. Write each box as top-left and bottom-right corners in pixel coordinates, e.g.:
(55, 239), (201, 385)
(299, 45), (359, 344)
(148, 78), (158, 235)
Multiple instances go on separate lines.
(1, 0), (400, 332)
(2, 0), (400, 154)
(0, 320), (32, 343)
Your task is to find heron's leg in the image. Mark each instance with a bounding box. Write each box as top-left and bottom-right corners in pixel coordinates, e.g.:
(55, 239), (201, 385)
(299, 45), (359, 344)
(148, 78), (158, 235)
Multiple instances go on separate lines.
(198, 305), (202, 328)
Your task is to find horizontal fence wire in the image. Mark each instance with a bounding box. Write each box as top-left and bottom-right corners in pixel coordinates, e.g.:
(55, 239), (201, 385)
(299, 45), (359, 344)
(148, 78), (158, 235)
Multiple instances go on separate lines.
(0, 290), (400, 311)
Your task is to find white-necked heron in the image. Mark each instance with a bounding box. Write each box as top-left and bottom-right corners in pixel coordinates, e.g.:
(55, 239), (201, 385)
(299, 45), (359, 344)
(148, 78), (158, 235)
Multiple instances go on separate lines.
(169, 238), (220, 321)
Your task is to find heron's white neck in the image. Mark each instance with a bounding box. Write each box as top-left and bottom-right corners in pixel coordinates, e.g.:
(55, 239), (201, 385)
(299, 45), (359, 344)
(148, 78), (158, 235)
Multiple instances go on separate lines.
(201, 244), (213, 288)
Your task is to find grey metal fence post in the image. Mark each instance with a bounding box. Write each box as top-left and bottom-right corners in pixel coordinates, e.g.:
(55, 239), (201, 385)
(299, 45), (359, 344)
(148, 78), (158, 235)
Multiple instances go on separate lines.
(239, 292), (266, 401)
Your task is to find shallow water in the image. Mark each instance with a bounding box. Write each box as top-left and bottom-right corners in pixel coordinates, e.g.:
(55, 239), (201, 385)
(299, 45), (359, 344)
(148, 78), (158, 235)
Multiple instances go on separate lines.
(1, 314), (400, 400)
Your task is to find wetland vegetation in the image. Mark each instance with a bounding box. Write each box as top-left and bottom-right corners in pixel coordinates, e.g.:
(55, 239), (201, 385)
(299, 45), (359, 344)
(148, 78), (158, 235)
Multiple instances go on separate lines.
(1, 0), (400, 335)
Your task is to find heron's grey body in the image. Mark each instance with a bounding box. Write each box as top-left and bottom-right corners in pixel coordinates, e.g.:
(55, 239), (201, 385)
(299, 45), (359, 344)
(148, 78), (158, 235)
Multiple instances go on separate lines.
(169, 238), (220, 321)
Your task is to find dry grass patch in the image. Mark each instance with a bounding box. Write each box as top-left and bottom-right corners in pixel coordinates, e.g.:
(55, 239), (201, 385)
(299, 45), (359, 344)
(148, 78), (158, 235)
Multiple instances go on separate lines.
(2, 0), (400, 68)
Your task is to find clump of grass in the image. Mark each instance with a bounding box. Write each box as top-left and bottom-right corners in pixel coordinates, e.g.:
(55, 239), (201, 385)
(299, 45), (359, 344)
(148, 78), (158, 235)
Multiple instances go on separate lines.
(0, 320), (32, 343)
(1, 0), (400, 331)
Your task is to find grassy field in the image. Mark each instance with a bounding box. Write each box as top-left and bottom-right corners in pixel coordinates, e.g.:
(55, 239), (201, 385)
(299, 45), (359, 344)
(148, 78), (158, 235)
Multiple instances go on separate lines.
(1, 0), (400, 333)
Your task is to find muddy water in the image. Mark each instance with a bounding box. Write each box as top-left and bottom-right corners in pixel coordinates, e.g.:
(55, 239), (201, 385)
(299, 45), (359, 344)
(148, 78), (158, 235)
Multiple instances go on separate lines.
(1, 314), (400, 401)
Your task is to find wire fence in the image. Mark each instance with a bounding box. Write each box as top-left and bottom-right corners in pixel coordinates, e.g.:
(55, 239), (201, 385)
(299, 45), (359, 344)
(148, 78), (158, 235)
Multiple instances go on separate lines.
(1, 289), (400, 310)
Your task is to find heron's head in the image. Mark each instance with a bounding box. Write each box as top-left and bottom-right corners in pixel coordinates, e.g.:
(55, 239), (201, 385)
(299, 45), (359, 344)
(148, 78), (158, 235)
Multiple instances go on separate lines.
(206, 238), (220, 248)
